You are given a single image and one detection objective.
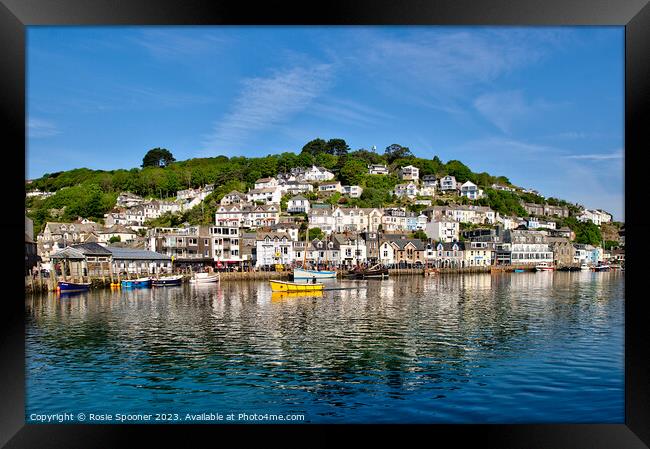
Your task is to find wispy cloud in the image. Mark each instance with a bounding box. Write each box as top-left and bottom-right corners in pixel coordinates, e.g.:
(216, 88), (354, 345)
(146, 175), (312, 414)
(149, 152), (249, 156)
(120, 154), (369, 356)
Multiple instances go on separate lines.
(564, 149), (624, 160)
(473, 90), (563, 133)
(28, 118), (61, 138)
(202, 64), (334, 153)
(308, 97), (395, 128)
(344, 29), (574, 105)
(131, 29), (227, 59)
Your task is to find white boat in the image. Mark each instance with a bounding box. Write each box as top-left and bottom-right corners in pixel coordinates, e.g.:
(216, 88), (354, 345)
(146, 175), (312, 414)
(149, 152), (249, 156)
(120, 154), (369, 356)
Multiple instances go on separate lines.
(293, 267), (337, 280)
(580, 263), (590, 271)
(190, 272), (220, 284)
(535, 262), (555, 272)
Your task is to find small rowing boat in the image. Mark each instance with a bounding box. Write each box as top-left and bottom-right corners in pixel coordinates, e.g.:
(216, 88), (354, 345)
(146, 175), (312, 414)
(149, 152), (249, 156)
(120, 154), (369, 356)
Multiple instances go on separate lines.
(152, 275), (183, 286)
(269, 280), (324, 292)
(121, 277), (152, 288)
(57, 281), (91, 292)
(190, 272), (220, 284)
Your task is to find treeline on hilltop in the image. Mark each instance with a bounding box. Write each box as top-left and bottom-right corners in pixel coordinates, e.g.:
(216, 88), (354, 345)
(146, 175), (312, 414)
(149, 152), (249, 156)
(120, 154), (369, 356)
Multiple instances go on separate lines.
(26, 139), (579, 235)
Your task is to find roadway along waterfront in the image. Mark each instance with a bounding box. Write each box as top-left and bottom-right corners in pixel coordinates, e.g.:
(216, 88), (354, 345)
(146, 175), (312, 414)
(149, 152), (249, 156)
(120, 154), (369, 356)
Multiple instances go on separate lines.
(25, 271), (624, 423)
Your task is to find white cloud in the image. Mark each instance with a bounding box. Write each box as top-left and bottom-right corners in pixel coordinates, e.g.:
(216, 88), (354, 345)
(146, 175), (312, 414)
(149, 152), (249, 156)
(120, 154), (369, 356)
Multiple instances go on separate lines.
(28, 118), (60, 138)
(202, 64), (334, 152)
(132, 29), (227, 59)
(564, 150), (624, 160)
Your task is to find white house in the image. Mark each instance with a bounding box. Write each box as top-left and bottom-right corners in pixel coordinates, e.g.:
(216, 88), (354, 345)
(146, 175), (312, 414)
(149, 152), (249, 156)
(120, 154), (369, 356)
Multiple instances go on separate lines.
(278, 181), (313, 196)
(342, 185), (363, 198)
(247, 187), (282, 205)
(459, 181), (484, 200)
(426, 205), (496, 225)
(491, 183), (515, 192)
(578, 209), (612, 226)
(303, 165), (335, 182)
(255, 232), (294, 267)
(526, 217), (557, 230)
(308, 208), (336, 234)
(332, 207), (383, 233)
(439, 175), (458, 192)
(332, 233), (367, 267)
(368, 164), (389, 175)
(399, 165), (419, 181)
(220, 191), (248, 206)
(254, 177), (278, 190)
(393, 182), (419, 199)
(425, 218), (460, 243)
(379, 241), (396, 265)
(318, 181), (343, 194)
(287, 195), (310, 214)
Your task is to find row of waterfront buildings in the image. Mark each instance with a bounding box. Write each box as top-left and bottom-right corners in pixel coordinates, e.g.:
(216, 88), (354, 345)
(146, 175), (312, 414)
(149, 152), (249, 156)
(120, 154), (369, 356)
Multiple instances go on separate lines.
(27, 167), (619, 274)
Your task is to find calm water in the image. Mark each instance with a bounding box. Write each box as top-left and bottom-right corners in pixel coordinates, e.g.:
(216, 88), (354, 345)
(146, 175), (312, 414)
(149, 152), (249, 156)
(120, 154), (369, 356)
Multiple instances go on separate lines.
(26, 272), (624, 423)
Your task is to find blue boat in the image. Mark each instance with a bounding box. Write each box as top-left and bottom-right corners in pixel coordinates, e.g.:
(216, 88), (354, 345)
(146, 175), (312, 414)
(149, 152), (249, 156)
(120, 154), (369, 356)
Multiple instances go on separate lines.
(514, 269), (525, 273)
(121, 277), (152, 288)
(293, 267), (337, 280)
(152, 275), (183, 287)
(57, 281), (91, 292)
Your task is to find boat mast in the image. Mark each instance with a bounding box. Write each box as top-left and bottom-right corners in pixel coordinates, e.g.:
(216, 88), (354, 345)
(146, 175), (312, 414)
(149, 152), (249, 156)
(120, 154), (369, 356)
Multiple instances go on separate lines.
(303, 225), (308, 267)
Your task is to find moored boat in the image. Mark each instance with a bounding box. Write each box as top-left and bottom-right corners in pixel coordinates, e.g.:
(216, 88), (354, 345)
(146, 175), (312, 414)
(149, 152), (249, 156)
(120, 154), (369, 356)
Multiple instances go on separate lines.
(534, 262), (555, 272)
(269, 280), (324, 292)
(57, 281), (92, 292)
(580, 263), (590, 271)
(120, 277), (152, 288)
(344, 264), (389, 279)
(592, 264), (611, 272)
(293, 267), (337, 280)
(152, 275), (183, 286)
(190, 272), (220, 284)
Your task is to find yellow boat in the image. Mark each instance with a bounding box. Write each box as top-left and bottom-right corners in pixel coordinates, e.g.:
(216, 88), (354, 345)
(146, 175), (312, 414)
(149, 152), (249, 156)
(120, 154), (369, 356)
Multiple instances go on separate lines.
(271, 290), (324, 301)
(269, 280), (324, 292)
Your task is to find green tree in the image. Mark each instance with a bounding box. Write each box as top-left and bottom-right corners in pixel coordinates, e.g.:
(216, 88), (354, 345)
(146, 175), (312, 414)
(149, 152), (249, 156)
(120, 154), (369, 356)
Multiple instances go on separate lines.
(301, 138), (328, 156)
(308, 227), (324, 240)
(384, 144), (413, 163)
(326, 138), (350, 156)
(108, 235), (121, 243)
(142, 148), (176, 168)
(338, 159), (367, 186)
(411, 230), (428, 241)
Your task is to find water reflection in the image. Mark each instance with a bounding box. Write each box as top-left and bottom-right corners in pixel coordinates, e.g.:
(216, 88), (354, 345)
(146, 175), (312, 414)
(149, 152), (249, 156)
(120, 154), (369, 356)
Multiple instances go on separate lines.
(26, 272), (624, 423)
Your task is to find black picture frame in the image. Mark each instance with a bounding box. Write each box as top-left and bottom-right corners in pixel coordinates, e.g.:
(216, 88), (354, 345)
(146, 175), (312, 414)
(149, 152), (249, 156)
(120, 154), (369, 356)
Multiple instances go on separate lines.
(3, 0), (648, 447)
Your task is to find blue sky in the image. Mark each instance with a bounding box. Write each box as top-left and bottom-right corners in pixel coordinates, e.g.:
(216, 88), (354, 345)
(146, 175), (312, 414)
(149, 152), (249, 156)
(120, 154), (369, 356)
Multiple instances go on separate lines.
(27, 26), (624, 220)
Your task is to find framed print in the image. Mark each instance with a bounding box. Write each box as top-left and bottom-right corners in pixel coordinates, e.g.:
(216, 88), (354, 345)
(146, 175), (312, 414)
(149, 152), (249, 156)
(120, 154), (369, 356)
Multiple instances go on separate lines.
(3, 0), (649, 447)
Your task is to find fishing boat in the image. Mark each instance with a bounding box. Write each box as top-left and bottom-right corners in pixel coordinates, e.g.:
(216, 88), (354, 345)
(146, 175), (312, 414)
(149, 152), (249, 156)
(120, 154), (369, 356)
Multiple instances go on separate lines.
(189, 272), (220, 284)
(152, 275), (183, 286)
(269, 280), (324, 292)
(344, 264), (389, 279)
(57, 281), (91, 292)
(120, 277), (152, 288)
(534, 262), (555, 272)
(293, 267), (337, 280)
(592, 264), (611, 272)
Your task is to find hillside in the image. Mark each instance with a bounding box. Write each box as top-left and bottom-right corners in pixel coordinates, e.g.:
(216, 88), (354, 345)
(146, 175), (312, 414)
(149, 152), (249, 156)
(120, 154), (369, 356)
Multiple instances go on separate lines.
(26, 139), (583, 235)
